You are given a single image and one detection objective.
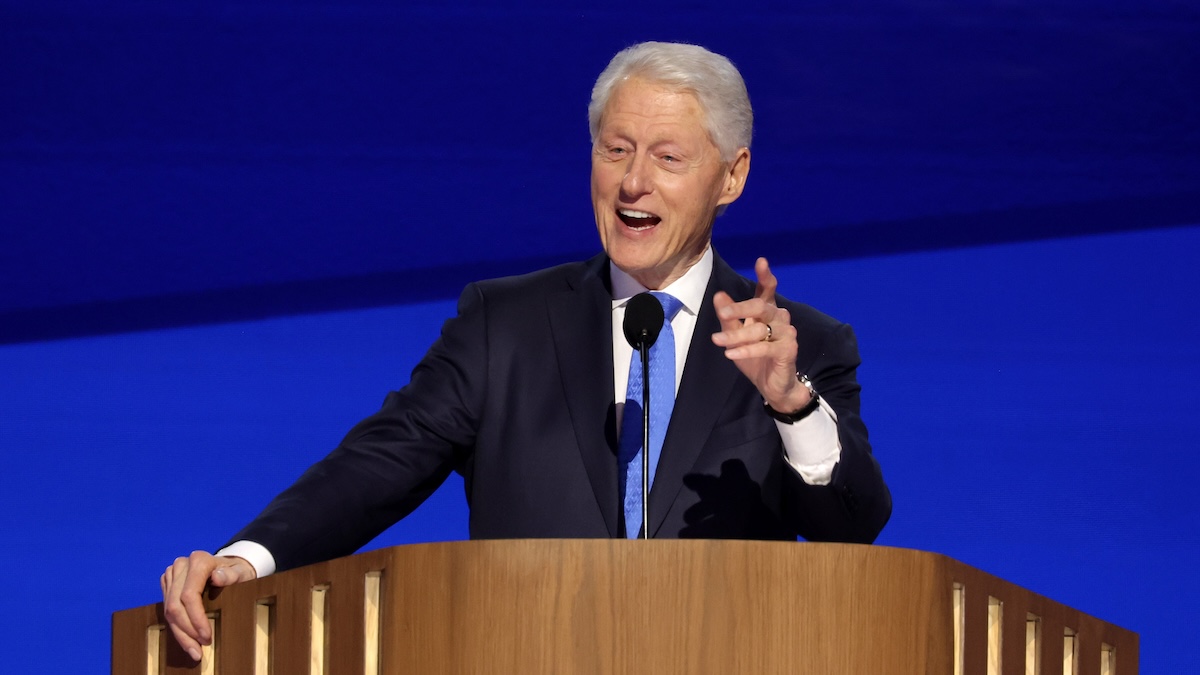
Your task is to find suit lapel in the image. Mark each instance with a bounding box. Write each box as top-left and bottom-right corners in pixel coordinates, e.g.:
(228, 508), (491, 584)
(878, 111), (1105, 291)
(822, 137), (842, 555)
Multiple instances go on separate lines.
(647, 254), (751, 537)
(547, 254), (621, 537)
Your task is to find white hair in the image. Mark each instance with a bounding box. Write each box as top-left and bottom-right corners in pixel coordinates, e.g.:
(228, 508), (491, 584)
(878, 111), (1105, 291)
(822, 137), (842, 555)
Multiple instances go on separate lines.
(588, 41), (753, 162)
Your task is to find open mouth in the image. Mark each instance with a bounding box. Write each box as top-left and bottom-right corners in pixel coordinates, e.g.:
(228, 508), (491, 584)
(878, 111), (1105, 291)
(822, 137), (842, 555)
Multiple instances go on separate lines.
(618, 208), (662, 231)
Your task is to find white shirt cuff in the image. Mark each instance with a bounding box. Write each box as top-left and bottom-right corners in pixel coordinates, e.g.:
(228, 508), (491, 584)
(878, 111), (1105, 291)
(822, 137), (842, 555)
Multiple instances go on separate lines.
(216, 540), (277, 579)
(775, 398), (841, 486)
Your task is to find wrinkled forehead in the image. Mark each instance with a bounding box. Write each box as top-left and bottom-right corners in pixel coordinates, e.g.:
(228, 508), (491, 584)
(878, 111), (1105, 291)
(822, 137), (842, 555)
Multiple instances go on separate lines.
(598, 77), (715, 141)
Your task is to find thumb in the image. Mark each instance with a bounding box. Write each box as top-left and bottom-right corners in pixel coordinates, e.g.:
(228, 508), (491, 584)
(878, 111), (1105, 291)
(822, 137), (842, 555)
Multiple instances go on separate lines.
(210, 557), (256, 587)
(754, 257), (777, 304)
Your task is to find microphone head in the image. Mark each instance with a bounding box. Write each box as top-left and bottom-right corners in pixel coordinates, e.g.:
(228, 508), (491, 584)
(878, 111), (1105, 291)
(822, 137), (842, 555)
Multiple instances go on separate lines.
(623, 292), (665, 349)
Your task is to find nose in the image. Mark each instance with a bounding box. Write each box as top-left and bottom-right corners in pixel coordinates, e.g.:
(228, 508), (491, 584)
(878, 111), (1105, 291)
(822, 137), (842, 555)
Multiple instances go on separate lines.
(620, 152), (653, 200)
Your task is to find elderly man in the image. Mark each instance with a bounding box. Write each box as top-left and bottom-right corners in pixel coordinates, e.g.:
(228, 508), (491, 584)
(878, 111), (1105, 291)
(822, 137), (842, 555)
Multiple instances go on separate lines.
(162, 41), (891, 661)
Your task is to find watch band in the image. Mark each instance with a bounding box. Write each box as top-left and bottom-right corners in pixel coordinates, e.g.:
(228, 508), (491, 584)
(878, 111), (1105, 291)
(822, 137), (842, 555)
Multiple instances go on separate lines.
(763, 374), (821, 424)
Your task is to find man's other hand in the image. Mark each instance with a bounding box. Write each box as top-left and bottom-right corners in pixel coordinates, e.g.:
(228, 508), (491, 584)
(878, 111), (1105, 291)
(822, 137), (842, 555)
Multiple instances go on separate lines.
(160, 552), (256, 662)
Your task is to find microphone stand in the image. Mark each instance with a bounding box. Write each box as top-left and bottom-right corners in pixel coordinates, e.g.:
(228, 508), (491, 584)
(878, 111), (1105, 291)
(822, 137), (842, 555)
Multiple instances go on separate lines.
(623, 292), (663, 540)
(639, 337), (652, 540)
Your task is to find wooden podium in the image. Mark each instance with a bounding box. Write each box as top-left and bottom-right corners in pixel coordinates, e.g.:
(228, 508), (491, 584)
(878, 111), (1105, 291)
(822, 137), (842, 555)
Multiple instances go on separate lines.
(113, 540), (1137, 674)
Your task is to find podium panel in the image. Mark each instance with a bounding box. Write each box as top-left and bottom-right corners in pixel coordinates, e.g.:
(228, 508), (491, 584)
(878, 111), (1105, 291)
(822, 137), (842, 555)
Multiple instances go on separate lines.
(113, 541), (1137, 674)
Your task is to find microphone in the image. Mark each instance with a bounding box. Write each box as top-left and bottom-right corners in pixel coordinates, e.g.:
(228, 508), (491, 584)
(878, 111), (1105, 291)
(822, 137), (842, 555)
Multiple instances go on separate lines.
(622, 292), (664, 539)
(623, 292), (664, 350)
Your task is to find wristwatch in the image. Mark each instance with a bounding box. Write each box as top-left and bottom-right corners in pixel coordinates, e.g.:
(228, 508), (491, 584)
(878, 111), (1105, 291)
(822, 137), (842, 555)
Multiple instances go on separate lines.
(763, 374), (821, 424)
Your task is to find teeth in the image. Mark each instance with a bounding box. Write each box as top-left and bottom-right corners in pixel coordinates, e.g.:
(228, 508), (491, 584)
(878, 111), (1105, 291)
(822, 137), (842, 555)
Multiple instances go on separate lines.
(619, 208), (657, 219)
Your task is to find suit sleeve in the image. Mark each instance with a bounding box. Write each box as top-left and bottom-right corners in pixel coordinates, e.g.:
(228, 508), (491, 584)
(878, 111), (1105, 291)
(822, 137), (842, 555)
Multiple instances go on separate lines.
(224, 283), (489, 572)
(783, 322), (892, 544)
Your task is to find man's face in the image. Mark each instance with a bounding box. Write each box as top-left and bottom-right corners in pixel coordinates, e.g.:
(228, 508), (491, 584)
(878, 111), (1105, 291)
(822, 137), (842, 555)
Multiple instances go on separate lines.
(591, 77), (750, 290)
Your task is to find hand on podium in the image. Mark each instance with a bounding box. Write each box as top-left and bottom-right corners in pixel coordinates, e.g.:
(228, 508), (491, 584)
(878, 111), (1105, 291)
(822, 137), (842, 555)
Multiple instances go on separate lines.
(160, 551), (256, 662)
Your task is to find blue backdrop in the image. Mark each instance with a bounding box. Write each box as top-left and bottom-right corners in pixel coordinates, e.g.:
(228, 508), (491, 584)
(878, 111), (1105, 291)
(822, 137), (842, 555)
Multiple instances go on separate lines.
(1, 1), (1197, 672)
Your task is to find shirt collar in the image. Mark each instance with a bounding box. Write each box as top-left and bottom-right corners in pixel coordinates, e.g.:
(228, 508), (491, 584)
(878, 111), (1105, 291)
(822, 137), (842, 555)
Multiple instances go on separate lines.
(610, 245), (712, 318)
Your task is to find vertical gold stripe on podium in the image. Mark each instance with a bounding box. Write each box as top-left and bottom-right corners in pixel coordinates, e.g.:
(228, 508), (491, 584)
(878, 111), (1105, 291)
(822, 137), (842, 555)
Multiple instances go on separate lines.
(363, 572), (382, 675)
(310, 585), (329, 675)
(255, 600), (274, 675)
(1100, 643), (1115, 675)
(952, 583), (965, 675)
(986, 597), (1002, 675)
(1062, 628), (1077, 675)
(1025, 613), (1041, 675)
(200, 614), (217, 675)
(145, 625), (162, 675)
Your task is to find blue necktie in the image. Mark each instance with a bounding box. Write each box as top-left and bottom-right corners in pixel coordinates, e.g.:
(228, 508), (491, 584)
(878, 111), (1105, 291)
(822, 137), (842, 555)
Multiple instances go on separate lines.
(618, 291), (683, 539)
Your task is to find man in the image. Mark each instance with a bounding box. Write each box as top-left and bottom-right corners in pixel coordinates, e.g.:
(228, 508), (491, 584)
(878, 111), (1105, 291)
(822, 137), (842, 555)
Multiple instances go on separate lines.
(162, 41), (891, 661)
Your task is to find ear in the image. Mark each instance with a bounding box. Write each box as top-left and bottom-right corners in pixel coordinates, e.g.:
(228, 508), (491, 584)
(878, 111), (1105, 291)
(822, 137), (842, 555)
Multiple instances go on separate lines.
(716, 147), (751, 207)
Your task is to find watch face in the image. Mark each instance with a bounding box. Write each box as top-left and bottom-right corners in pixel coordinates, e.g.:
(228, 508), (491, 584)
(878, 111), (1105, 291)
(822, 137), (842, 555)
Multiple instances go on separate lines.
(799, 374), (816, 396)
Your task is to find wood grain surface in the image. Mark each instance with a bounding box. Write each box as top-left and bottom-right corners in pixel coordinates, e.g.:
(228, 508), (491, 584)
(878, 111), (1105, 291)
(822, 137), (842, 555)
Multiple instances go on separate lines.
(113, 541), (1137, 675)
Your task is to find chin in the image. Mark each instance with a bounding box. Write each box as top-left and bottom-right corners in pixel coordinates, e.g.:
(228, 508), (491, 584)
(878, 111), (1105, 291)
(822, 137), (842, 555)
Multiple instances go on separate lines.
(608, 250), (657, 275)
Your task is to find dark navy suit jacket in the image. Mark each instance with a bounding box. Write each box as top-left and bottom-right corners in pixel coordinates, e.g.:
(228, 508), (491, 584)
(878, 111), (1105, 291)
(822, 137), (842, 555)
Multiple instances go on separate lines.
(231, 251), (891, 572)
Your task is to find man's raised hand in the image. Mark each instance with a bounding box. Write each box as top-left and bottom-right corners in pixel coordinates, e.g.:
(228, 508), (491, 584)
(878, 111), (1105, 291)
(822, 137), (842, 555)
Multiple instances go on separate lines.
(711, 257), (812, 414)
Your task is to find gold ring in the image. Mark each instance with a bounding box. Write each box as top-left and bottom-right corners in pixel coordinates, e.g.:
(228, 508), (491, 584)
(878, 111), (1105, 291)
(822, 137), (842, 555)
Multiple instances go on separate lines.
(763, 324), (773, 342)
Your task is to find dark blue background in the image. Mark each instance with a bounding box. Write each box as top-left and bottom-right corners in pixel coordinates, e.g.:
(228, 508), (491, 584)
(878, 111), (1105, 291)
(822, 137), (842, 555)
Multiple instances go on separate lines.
(1, 1), (1197, 672)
